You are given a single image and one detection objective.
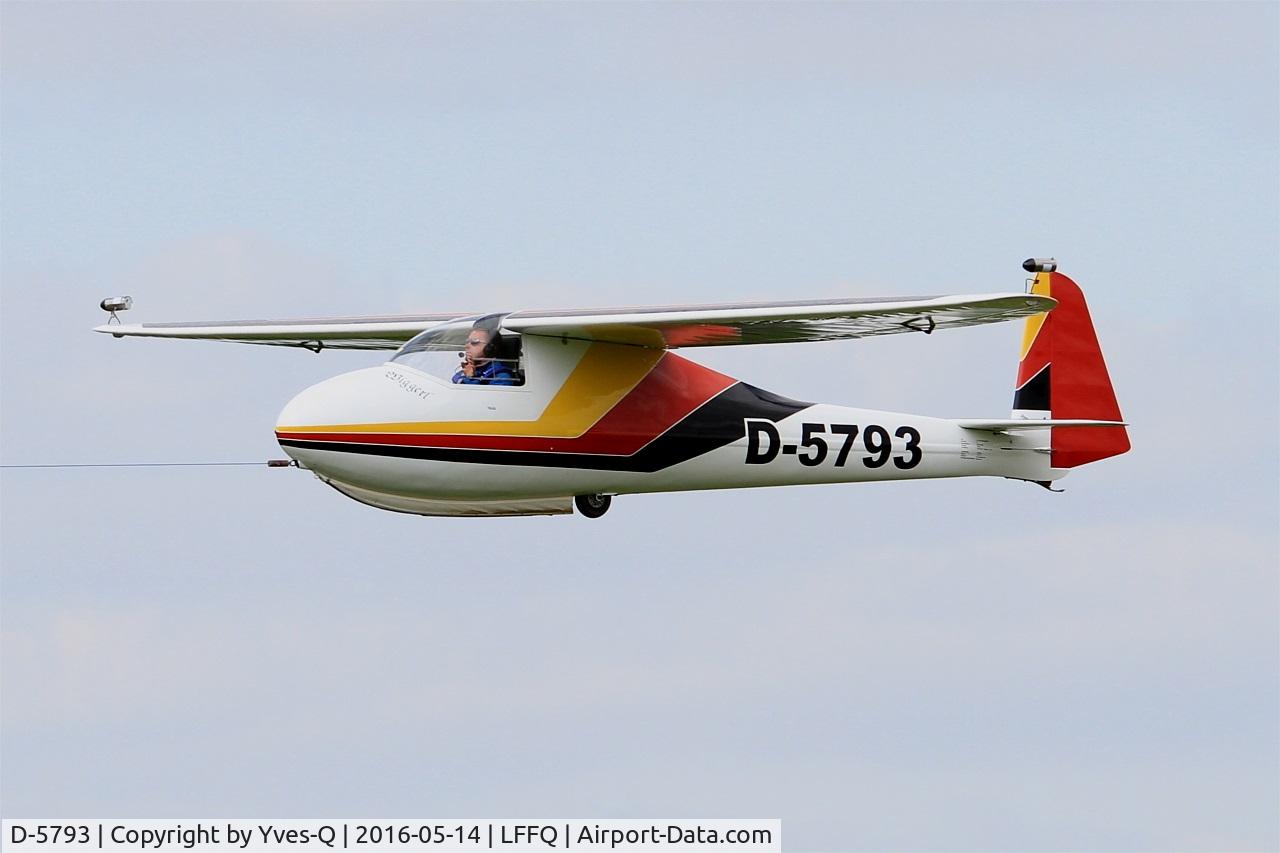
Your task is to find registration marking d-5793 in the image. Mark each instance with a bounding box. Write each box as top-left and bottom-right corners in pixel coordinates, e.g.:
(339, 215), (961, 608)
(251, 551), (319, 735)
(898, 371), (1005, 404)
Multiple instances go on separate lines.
(744, 419), (923, 469)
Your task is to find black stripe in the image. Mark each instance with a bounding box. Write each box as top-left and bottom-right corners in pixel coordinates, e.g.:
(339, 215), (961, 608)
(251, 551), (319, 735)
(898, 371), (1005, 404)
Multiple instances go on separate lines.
(1013, 363), (1051, 411)
(280, 383), (810, 472)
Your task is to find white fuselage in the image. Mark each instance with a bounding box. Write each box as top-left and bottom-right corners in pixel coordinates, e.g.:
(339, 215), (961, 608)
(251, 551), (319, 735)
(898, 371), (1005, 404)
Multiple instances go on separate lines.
(275, 335), (1055, 515)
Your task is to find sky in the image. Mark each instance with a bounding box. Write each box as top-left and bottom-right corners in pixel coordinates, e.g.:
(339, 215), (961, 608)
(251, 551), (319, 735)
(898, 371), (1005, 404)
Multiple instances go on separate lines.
(1, 2), (1277, 850)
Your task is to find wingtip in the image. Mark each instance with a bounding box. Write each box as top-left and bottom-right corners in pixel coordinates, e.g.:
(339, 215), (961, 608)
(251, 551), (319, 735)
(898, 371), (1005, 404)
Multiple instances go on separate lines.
(94, 323), (138, 337)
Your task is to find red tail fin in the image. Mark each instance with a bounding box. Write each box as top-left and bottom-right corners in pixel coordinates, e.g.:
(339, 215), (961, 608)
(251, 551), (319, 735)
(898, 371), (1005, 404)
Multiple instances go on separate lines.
(1013, 263), (1130, 468)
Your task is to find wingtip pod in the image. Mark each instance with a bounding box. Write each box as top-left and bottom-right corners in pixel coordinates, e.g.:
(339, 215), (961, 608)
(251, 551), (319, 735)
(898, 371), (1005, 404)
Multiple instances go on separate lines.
(1014, 267), (1130, 468)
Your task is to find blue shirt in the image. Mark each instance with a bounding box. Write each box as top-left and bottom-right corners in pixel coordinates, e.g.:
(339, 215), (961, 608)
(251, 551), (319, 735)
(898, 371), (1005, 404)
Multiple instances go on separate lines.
(452, 361), (517, 386)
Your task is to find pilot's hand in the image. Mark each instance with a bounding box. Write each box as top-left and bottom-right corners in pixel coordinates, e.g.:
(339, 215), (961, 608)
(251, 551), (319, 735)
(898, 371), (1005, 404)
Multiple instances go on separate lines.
(462, 360), (476, 377)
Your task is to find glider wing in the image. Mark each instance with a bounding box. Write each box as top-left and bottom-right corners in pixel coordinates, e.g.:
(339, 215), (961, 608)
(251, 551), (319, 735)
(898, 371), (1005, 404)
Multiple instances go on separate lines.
(93, 313), (469, 351)
(502, 294), (1056, 348)
(95, 294), (1056, 351)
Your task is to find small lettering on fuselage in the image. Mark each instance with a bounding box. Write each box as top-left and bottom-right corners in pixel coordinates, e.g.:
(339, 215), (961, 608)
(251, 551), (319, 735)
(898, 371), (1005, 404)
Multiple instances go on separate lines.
(960, 435), (990, 461)
(744, 419), (923, 470)
(384, 368), (433, 400)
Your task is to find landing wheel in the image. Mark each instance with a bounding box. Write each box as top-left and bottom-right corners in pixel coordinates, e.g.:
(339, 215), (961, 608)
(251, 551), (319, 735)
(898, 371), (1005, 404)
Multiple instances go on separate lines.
(574, 493), (612, 518)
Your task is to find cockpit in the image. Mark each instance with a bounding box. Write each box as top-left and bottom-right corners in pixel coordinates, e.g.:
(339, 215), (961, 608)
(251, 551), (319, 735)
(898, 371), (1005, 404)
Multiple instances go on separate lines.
(389, 313), (525, 386)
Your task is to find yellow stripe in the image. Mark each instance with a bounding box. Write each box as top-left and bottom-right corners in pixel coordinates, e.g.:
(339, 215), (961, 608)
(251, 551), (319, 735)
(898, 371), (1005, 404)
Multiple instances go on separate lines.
(282, 343), (662, 438)
(1018, 272), (1052, 360)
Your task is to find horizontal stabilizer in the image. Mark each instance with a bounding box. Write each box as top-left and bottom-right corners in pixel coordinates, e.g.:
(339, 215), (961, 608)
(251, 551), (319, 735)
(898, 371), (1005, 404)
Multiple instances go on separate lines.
(956, 419), (1128, 433)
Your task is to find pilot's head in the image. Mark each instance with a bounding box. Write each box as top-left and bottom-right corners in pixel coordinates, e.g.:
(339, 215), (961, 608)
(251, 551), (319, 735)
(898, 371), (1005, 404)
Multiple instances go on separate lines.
(464, 327), (494, 364)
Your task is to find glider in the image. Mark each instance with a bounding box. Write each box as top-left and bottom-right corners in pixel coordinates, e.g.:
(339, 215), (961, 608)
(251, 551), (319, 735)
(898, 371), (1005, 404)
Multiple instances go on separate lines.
(96, 259), (1129, 517)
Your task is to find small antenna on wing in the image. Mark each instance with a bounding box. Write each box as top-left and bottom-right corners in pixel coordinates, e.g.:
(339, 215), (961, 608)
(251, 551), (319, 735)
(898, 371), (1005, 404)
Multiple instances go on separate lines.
(100, 296), (133, 325)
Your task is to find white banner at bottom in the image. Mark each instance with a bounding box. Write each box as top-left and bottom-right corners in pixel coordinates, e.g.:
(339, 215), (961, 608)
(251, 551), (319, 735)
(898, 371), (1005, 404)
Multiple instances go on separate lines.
(2, 820), (780, 853)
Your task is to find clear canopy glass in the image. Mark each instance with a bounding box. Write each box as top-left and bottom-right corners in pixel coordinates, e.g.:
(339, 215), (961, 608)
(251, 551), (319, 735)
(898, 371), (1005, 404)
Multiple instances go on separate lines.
(390, 314), (522, 385)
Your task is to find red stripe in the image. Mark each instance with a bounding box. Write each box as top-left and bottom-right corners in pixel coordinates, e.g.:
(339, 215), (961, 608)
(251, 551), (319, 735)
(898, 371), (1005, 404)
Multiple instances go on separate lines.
(1017, 325), (1050, 389)
(567, 352), (735, 453)
(276, 353), (736, 456)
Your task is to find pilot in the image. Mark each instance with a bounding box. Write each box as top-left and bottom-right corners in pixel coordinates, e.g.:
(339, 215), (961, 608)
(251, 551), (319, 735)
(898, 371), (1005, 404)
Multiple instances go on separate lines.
(452, 326), (517, 385)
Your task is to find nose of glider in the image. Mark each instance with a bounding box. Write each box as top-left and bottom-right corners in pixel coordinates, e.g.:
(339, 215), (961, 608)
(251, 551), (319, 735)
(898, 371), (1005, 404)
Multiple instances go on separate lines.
(277, 374), (341, 430)
(275, 367), (387, 464)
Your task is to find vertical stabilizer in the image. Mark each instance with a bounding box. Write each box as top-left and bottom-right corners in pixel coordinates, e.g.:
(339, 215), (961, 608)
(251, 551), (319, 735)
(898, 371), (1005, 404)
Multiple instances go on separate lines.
(1013, 261), (1130, 468)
